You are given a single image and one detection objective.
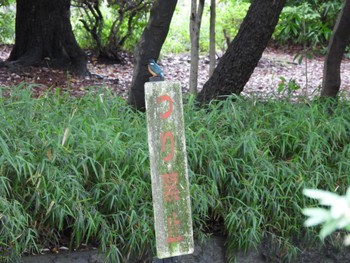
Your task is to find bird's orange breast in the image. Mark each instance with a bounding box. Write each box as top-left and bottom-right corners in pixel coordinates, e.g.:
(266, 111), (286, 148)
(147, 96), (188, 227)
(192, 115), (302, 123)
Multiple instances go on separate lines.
(148, 66), (157, 77)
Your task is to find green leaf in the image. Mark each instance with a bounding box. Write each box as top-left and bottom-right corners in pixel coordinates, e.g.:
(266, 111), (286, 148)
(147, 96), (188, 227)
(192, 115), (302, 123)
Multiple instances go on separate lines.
(277, 83), (285, 93)
(303, 188), (341, 206)
(302, 208), (331, 227)
(320, 220), (339, 239)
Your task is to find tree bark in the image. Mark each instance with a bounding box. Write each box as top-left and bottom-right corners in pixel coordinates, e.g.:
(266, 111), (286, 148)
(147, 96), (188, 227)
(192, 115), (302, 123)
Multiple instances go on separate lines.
(189, 0), (205, 94)
(197, 0), (286, 104)
(8, 0), (87, 75)
(209, 0), (216, 77)
(321, 0), (350, 98)
(128, 0), (177, 110)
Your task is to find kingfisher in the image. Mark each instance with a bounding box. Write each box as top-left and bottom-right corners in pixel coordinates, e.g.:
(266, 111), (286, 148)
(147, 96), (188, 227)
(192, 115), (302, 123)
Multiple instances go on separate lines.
(148, 59), (164, 81)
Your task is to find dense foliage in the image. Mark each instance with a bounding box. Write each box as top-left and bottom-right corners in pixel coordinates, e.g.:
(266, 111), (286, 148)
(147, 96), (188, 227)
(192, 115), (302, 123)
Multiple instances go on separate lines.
(0, 4), (15, 44)
(1, 87), (350, 262)
(164, 0), (344, 53)
(0, 0), (345, 53)
(274, 0), (343, 48)
(72, 0), (151, 59)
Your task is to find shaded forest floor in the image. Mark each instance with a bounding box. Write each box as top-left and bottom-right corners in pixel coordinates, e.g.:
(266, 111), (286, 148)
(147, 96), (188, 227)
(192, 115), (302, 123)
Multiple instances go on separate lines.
(1, 44), (350, 99)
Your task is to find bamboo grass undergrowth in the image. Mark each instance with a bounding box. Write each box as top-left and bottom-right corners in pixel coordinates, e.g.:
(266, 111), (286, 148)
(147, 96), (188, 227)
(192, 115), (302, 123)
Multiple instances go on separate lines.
(1, 87), (350, 262)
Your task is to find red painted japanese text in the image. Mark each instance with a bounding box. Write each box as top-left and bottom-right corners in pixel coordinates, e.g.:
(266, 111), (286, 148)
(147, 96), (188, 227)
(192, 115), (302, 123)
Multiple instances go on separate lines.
(157, 94), (183, 244)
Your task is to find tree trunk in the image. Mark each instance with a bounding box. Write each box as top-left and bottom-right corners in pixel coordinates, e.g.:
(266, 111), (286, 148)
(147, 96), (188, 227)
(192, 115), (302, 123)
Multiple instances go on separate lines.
(189, 0), (205, 94)
(8, 0), (87, 75)
(209, 0), (216, 77)
(321, 0), (350, 98)
(197, 0), (286, 104)
(128, 0), (177, 110)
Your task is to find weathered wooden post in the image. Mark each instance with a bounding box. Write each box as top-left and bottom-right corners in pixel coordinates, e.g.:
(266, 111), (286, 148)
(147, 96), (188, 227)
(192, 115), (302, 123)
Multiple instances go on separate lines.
(145, 81), (194, 261)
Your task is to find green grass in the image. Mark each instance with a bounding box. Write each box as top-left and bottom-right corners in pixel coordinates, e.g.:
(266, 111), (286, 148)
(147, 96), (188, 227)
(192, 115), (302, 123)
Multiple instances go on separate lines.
(1, 85), (350, 262)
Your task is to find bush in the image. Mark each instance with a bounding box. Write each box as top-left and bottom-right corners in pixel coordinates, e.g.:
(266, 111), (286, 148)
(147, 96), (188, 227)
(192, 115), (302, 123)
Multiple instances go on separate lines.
(0, 4), (15, 44)
(215, 1), (250, 51)
(274, 1), (343, 48)
(71, 1), (150, 55)
(2, 87), (350, 262)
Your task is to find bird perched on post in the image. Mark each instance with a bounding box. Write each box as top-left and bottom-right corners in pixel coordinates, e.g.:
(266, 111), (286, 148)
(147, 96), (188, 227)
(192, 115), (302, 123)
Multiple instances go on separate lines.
(148, 59), (164, 82)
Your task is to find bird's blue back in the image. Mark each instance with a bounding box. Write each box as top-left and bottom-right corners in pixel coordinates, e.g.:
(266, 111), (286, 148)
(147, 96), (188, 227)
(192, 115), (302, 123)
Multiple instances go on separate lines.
(149, 59), (164, 78)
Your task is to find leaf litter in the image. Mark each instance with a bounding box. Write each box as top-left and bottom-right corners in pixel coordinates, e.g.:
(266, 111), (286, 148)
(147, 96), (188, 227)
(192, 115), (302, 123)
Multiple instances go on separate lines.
(1, 45), (350, 100)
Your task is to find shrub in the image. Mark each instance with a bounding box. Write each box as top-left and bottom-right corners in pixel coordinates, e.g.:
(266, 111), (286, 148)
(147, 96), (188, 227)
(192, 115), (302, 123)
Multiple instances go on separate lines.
(71, 0), (150, 56)
(2, 87), (350, 262)
(274, 1), (343, 48)
(0, 4), (15, 44)
(215, 1), (250, 51)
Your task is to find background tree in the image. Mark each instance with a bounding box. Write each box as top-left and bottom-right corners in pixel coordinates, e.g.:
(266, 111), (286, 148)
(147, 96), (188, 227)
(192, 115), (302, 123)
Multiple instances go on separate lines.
(104, 0), (151, 60)
(197, 0), (287, 104)
(189, 0), (205, 94)
(274, 0), (342, 48)
(321, 0), (350, 98)
(128, 0), (177, 110)
(74, 0), (104, 57)
(7, 0), (87, 75)
(209, 0), (216, 77)
(76, 0), (151, 61)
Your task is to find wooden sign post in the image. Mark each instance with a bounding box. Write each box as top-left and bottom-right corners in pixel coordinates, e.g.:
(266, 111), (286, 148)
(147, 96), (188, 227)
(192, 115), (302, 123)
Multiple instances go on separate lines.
(145, 81), (194, 259)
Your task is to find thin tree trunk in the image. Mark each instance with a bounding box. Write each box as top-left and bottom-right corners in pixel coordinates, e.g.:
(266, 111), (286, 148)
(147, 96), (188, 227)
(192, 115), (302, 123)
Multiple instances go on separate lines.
(128, 0), (177, 110)
(197, 0), (286, 104)
(321, 0), (350, 98)
(189, 0), (205, 94)
(209, 0), (216, 77)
